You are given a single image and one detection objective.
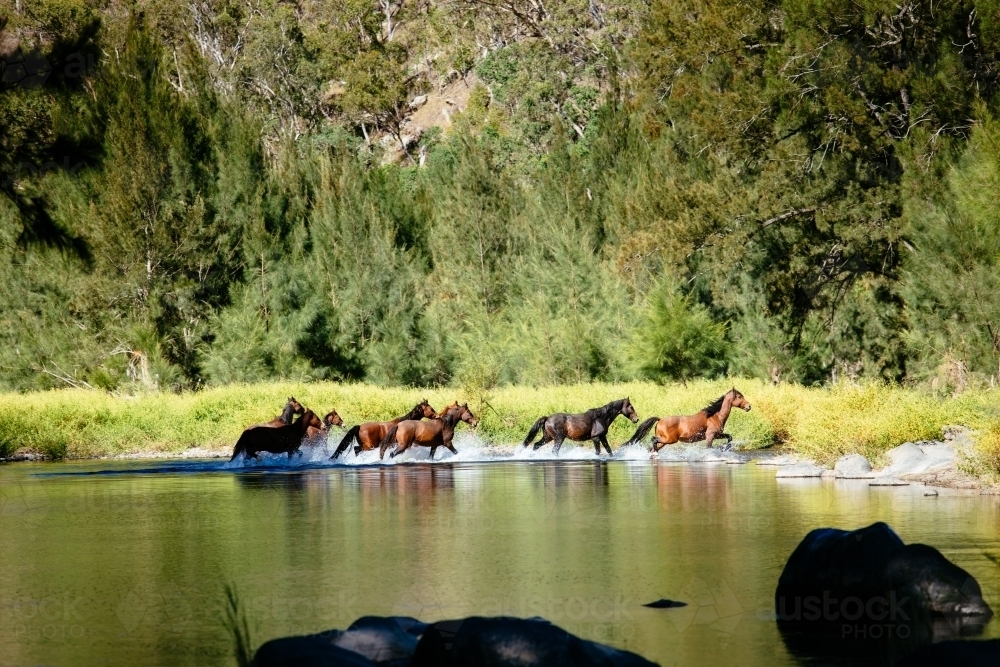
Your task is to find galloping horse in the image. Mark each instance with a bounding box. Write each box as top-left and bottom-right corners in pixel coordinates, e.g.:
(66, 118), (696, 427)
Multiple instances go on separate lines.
(330, 399), (438, 459)
(253, 397), (305, 429)
(625, 388), (751, 452)
(306, 410), (345, 442)
(378, 403), (478, 460)
(522, 398), (639, 456)
(230, 409), (324, 461)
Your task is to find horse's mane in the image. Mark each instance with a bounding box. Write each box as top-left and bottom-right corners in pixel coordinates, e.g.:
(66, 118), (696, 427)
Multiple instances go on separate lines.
(589, 399), (625, 421)
(399, 401), (427, 421)
(703, 391), (735, 417)
(279, 401), (297, 423)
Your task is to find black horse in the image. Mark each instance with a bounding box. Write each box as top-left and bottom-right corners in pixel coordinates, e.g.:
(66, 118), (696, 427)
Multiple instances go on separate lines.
(522, 398), (639, 455)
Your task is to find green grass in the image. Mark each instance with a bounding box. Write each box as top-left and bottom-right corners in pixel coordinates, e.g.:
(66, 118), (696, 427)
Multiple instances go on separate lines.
(1, 380), (999, 480)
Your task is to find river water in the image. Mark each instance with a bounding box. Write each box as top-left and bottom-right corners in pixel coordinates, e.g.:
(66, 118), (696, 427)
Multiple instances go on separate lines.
(1, 446), (998, 666)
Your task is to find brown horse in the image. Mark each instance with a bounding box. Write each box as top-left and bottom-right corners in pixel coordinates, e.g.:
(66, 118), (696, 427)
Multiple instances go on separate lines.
(306, 410), (345, 442)
(230, 409), (324, 461)
(625, 388), (751, 452)
(522, 398), (639, 456)
(253, 397), (305, 429)
(330, 399), (438, 459)
(378, 403), (478, 460)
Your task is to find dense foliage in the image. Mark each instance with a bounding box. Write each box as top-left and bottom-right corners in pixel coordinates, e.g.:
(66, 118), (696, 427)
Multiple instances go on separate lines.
(2, 0), (1000, 393)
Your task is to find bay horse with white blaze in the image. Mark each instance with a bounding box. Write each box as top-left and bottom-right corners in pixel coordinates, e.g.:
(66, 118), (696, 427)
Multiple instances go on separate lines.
(625, 388), (751, 452)
(378, 402), (478, 460)
(522, 398), (639, 456)
(331, 399), (438, 459)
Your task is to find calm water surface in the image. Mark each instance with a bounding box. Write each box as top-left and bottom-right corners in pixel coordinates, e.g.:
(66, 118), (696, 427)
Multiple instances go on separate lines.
(1, 456), (998, 667)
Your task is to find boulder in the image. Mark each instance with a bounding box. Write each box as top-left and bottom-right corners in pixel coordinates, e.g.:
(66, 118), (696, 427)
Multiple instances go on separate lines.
(253, 635), (377, 667)
(776, 522), (992, 624)
(833, 454), (873, 478)
(410, 616), (659, 667)
(318, 616), (425, 665)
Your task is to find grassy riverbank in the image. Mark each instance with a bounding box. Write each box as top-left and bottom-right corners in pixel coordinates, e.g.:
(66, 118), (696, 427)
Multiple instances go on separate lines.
(1, 380), (998, 479)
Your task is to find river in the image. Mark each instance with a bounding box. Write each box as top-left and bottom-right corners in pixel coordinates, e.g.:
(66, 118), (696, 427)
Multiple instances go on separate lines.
(1, 449), (998, 666)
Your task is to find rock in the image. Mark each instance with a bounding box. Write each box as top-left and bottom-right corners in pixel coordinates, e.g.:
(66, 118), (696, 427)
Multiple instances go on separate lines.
(879, 442), (956, 478)
(775, 523), (993, 665)
(833, 454), (873, 478)
(642, 599), (687, 608)
(924, 489), (939, 496)
(897, 639), (1000, 667)
(409, 94), (428, 109)
(775, 522), (992, 624)
(410, 616), (659, 667)
(253, 635), (377, 667)
(755, 454), (803, 466)
(775, 463), (826, 478)
(324, 616), (425, 664)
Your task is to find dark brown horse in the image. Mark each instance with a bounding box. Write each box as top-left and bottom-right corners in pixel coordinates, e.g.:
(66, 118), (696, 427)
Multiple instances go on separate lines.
(330, 399), (438, 459)
(378, 403), (478, 460)
(625, 388), (751, 452)
(522, 398), (639, 456)
(253, 397), (305, 429)
(230, 409), (323, 461)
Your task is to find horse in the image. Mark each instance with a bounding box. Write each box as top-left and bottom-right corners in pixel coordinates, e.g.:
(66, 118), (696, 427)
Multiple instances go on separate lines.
(624, 388), (751, 452)
(521, 398), (639, 456)
(330, 399), (438, 459)
(305, 410), (345, 443)
(230, 409), (323, 461)
(252, 397), (305, 429)
(378, 402), (478, 460)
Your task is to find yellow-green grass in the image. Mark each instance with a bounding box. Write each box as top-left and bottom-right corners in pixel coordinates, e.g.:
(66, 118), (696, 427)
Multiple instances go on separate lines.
(1, 380), (998, 480)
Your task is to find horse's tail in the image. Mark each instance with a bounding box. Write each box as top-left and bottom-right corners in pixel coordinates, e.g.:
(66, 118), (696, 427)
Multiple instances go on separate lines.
(331, 424), (360, 460)
(379, 424), (400, 459)
(522, 416), (547, 448)
(626, 417), (659, 446)
(230, 431), (248, 461)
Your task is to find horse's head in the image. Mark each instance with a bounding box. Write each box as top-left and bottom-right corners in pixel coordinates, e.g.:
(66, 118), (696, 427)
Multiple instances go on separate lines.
(323, 410), (344, 428)
(621, 397), (639, 423)
(418, 398), (438, 419)
(730, 388), (751, 412)
(288, 397), (306, 415)
(444, 402), (478, 427)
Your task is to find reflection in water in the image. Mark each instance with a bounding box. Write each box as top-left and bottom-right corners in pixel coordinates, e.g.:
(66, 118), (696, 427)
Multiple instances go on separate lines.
(0, 459), (997, 667)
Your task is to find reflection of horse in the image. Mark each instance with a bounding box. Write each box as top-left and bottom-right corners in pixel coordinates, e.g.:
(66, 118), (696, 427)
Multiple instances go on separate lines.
(330, 400), (437, 459)
(253, 397), (305, 428)
(378, 403), (478, 460)
(522, 398), (639, 455)
(230, 410), (323, 461)
(625, 388), (751, 452)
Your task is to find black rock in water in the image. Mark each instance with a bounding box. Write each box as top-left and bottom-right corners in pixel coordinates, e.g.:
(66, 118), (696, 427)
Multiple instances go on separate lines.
(774, 522), (993, 666)
(410, 616), (659, 667)
(643, 599), (687, 609)
(252, 634), (377, 667)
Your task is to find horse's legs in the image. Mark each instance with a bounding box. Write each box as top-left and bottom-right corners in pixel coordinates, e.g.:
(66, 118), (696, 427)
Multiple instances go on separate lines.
(592, 437), (601, 455)
(446, 443), (458, 455)
(553, 436), (565, 455)
(532, 435), (552, 451)
(429, 445), (438, 460)
(599, 434), (613, 456)
(705, 430), (718, 448)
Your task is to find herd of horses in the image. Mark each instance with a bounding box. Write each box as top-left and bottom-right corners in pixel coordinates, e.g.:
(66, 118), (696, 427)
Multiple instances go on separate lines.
(229, 388), (752, 462)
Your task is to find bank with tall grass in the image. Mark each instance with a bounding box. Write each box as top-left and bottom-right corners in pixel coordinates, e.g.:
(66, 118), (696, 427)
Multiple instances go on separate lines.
(1, 380), (998, 480)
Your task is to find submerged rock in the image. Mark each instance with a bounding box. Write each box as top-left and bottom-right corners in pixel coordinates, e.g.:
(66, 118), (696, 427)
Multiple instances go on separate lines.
(411, 616), (659, 667)
(774, 463), (826, 478)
